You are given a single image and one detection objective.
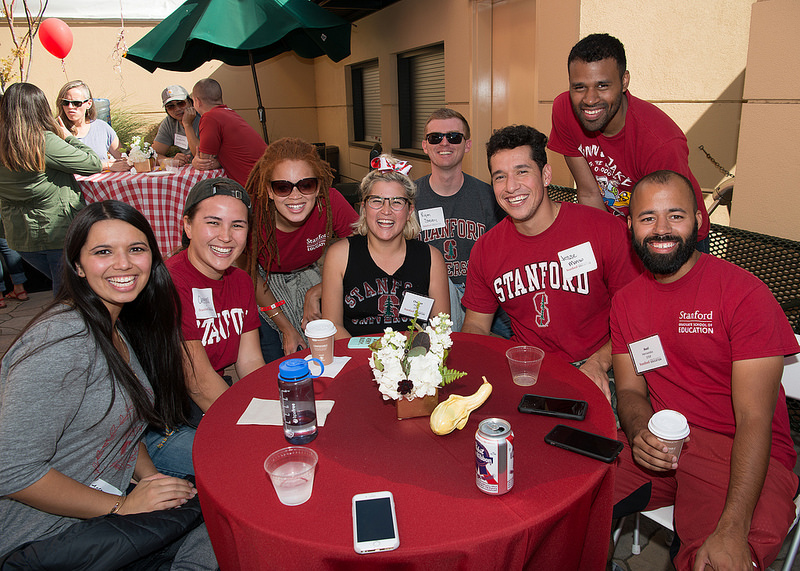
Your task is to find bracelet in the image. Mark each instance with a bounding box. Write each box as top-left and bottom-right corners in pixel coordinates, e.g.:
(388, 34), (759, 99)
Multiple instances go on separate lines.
(267, 308), (283, 320)
(110, 494), (126, 514)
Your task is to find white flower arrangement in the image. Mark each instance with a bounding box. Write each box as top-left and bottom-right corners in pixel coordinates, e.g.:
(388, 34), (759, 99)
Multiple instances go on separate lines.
(369, 313), (466, 401)
(126, 136), (155, 164)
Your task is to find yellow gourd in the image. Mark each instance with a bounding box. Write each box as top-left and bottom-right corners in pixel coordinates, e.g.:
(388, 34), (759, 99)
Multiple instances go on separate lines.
(429, 377), (493, 435)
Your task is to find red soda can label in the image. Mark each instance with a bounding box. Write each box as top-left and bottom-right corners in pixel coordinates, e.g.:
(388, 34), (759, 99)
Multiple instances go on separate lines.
(475, 418), (514, 495)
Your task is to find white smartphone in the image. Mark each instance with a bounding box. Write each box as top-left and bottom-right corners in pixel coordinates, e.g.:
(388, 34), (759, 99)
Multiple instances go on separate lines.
(352, 491), (400, 554)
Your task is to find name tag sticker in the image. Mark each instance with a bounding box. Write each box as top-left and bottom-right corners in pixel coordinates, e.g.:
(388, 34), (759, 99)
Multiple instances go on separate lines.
(90, 478), (122, 495)
(192, 287), (217, 320)
(399, 292), (434, 321)
(558, 241), (597, 280)
(627, 334), (668, 375)
(174, 133), (188, 149)
(418, 207), (446, 231)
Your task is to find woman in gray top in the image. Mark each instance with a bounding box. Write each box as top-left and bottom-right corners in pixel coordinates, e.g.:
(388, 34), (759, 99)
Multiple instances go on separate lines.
(0, 201), (216, 569)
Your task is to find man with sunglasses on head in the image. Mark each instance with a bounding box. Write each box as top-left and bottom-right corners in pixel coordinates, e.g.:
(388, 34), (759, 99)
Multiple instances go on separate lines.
(191, 78), (267, 186)
(415, 108), (505, 332)
(152, 85), (201, 167)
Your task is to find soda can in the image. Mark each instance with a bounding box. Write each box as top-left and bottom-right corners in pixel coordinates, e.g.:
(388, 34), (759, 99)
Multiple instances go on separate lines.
(475, 418), (514, 495)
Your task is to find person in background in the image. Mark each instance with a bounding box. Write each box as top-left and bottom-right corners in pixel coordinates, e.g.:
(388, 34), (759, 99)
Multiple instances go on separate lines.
(152, 85), (201, 167)
(547, 33), (710, 251)
(145, 178), (264, 478)
(246, 137), (358, 361)
(611, 170), (798, 570)
(0, 82), (102, 292)
(415, 107), (507, 334)
(0, 200), (216, 569)
(322, 156), (449, 338)
(191, 78), (266, 185)
(0, 235), (28, 308)
(55, 80), (127, 172)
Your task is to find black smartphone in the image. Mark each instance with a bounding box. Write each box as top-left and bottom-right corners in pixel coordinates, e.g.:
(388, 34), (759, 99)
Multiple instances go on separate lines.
(544, 424), (623, 463)
(518, 394), (588, 421)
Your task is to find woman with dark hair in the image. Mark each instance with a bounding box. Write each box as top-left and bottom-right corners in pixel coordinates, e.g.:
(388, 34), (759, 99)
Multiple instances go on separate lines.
(55, 80), (127, 171)
(145, 177), (264, 478)
(322, 156), (449, 338)
(0, 82), (102, 292)
(0, 200), (216, 568)
(246, 137), (358, 361)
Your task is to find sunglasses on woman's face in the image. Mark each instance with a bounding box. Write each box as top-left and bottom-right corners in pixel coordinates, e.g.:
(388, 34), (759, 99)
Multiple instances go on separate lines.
(165, 100), (188, 111)
(61, 99), (89, 108)
(270, 178), (319, 197)
(424, 131), (465, 145)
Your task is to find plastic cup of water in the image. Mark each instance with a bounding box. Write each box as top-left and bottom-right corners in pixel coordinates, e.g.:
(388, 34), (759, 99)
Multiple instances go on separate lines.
(506, 346), (545, 386)
(264, 446), (318, 506)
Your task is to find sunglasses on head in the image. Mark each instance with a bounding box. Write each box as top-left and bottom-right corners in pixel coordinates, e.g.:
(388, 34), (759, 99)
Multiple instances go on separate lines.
(165, 99), (188, 111)
(425, 131), (465, 145)
(61, 99), (89, 108)
(270, 178), (319, 197)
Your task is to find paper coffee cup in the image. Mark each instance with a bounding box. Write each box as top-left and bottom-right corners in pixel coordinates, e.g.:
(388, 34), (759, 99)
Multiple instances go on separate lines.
(305, 319), (337, 365)
(648, 409), (690, 459)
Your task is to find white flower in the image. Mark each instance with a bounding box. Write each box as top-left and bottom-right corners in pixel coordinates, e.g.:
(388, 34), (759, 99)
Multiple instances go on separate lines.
(407, 352), (442, 397)
(127, 136), (155, 163)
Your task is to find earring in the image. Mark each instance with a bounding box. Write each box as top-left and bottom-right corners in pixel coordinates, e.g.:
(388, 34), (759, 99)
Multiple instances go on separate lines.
(76, 266), (85, 277)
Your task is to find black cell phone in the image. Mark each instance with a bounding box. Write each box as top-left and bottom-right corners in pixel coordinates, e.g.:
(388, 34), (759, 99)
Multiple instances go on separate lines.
(518, 394), (588, 420)
(544, 424), (623, 463)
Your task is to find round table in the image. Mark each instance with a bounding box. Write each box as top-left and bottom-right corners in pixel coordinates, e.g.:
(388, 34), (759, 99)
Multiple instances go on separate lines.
(194, 333), (617, 570)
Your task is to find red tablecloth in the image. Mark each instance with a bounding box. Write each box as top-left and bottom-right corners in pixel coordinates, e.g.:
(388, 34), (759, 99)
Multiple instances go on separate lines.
(194, 333), (617, 570)
(76, 166), (226, 255)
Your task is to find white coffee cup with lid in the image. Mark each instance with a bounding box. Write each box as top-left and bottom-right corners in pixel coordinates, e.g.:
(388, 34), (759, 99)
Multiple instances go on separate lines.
(648, 409), (691, 460)
(305, 319), (337, 365)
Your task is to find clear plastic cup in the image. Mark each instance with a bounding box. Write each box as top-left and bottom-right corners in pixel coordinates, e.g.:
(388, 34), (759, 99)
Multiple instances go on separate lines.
(159, 158), (180, 173)
(506, 346), (545, 386)
(264, 446), (318, 506)
(648, 410), (690, 460)
(305, 319), (337, 365)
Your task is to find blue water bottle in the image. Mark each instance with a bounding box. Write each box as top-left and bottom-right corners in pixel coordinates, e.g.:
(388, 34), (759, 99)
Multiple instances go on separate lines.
(277, 358), (323, 444)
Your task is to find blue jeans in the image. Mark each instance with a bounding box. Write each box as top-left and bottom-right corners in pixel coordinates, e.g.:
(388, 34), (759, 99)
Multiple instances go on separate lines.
(144, 425), (197, 479)
(259, 313), (286, 363)
(19, 249), (62, 293)
(451, 281), (513, 339)
(0, 239), (26, 288)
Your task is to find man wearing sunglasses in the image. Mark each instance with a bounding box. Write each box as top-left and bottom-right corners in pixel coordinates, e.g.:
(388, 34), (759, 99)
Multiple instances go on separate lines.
(415, 108), (504, 333)
(152, 85), (202, 167)
(190, 79), (267, 186)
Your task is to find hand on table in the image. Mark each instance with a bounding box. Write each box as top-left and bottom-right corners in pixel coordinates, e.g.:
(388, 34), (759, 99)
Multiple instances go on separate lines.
(172, 153), (191, 166)
(192, 153), (220, 171)
(119, 473), (196, 515)
(630, 428), (684, 472)
(301, 283), (323, 329)
(106, 158), (130, 172)
(692, 526), (753, 571)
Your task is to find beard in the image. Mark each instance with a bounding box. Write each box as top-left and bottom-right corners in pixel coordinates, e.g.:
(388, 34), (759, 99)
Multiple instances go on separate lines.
(633, 222), (698, 276)
(572, 92), (624, 133)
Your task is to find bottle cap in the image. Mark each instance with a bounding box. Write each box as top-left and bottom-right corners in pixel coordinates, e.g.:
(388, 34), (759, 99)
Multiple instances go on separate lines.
(648, 409), (690, 440)
(305, 319), (337, 339)
(278, 358), (312, 382)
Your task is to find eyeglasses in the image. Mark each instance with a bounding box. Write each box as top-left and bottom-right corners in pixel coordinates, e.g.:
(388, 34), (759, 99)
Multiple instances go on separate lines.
(61, 99), (89, 108)
(270, 178), (319, 197)
(424, 131), (465, 145)
(165, 100), (188, 111)
(364, 196), (410, 211)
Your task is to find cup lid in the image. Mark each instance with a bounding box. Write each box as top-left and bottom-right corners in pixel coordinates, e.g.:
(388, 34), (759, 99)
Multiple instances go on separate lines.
(305, 319), (337, 338)
(648, 409), (690, 440)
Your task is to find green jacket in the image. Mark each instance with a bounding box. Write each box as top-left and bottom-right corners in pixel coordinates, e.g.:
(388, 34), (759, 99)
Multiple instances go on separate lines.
(0, 132), (102, 252)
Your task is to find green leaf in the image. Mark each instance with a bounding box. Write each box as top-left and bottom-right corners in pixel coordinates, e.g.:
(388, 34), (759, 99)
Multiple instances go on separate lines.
(440, 368), (467, 386)
(406, 346), (427, 359)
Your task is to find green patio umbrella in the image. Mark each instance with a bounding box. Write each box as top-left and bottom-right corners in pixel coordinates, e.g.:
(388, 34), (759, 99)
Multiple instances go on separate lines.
(125, 0), (352, 142)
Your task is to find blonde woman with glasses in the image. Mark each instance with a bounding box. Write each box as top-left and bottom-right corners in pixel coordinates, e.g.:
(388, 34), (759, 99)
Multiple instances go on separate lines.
(321, 155), (449, 338)
(55, 80), (127, 171)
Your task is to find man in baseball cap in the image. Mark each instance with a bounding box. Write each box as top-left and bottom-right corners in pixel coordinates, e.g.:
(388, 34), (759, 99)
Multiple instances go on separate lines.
(153, 85), (201, 166)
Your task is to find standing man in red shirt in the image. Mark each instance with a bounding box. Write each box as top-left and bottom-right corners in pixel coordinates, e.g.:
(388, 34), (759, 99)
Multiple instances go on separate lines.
(548, 33), (710, 251)
(190, 78), (267, 186)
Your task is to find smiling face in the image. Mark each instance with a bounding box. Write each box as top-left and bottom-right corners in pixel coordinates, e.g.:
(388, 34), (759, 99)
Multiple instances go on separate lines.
(364, 180), (412, 242)
(629, 176), (702, 282)
(268, 159), (320, 232)
(568, 58), (629, 136)
(422, 117), (471, 171)
(490, 146), (554, 235)
(62, 87), (92, 126)
(77, 219), (152, 320)
(184, 195), (249, 279)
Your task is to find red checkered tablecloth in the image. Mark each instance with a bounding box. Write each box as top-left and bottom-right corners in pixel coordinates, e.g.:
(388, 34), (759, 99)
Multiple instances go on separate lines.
(76, 167), (227, 256)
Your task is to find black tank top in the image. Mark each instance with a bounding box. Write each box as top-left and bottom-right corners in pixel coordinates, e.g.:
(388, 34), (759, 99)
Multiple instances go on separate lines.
(341, 235), (431, 336)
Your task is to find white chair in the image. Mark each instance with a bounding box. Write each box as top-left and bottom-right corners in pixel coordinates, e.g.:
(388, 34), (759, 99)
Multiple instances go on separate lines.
(615, 336), (800, 569)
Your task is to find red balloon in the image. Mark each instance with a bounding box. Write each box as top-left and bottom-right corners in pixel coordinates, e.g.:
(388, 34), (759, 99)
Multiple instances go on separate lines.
(39, 18), (73, 59)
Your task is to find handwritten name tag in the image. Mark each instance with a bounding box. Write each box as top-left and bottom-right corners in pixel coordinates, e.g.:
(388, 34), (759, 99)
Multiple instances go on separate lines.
(399, 291), (434, 321)
(627, 334), (668, 375)
(174, 133), (188, 149)
(418, 207), (446, 231)
(558, 241), (597, 280)
(192, 288), (217, 320)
